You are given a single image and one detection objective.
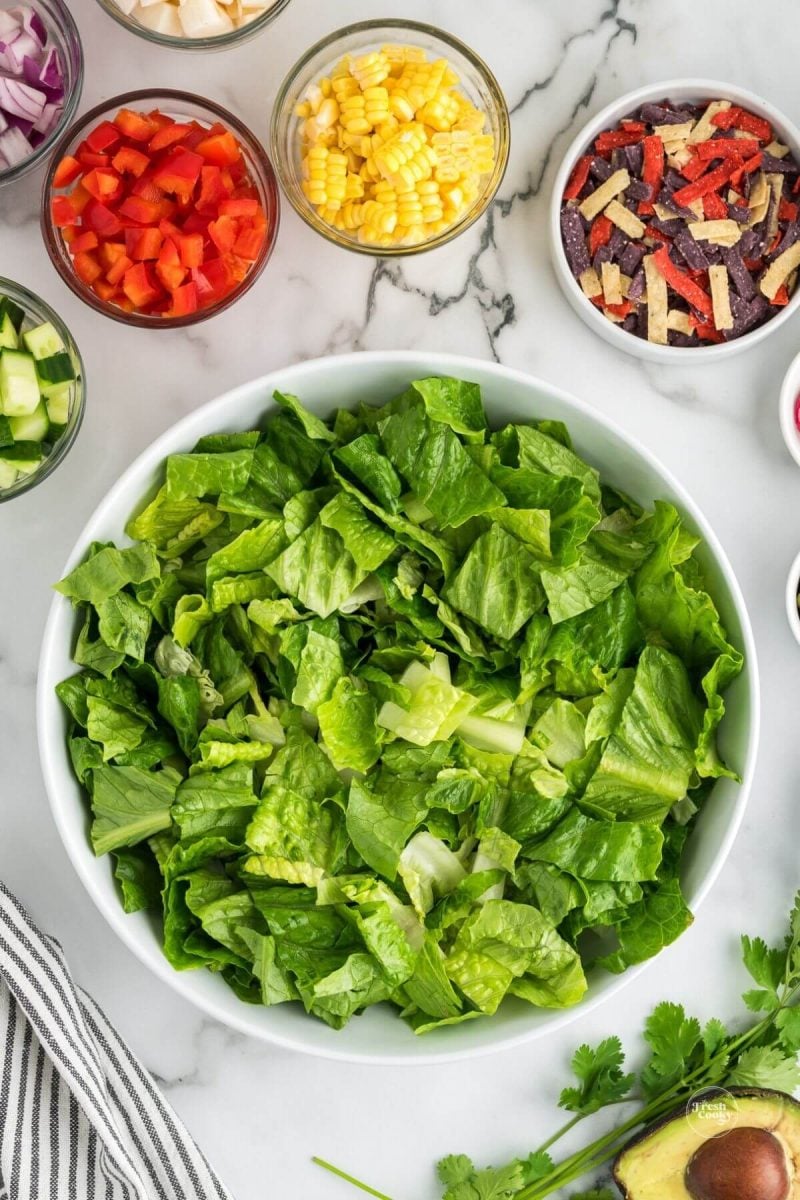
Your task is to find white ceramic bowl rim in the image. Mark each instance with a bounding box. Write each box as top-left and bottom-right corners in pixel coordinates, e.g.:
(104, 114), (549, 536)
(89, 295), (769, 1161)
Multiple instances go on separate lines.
(779, 348), (800, 468)
(550, 78), (800, 364)
(37, 351), (760, 1064)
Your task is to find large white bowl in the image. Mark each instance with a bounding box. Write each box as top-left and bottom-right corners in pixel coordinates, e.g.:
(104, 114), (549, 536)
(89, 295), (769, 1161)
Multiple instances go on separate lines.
(550, 79), (800, 364)
(37, 351), (759, 1064)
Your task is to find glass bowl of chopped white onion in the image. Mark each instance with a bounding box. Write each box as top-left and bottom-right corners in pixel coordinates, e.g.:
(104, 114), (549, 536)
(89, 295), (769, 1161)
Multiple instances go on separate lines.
(271, 19), (510, 256)
(0, 0), (83, 186)
(93, 0), (291, 51)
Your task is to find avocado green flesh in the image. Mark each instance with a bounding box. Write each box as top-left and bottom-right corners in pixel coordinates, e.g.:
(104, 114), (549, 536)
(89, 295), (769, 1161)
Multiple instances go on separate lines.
(614, 1090), (800, 1199)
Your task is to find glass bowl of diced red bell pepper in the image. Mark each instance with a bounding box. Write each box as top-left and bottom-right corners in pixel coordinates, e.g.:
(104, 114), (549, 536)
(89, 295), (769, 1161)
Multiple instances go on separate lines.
(40, 89), (280, 327)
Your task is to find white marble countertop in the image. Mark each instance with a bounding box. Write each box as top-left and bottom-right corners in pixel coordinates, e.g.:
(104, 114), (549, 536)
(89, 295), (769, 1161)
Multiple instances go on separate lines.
(2, 1), (800, 1196)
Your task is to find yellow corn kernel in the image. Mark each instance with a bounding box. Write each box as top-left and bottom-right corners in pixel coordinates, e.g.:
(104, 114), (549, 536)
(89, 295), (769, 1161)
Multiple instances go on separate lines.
(332, 74), (360, 102)
(320, 77), (333, 98)
(295, 101), (312, 119)
(339, 201), (365, 230)
(316, 97), (340, 130)
(302, 147), (348, 211)
(374, 124), (435, 187)
(350, 50), (390, 90)
(418, 90), (461, 133)
(389, 89), (415, 123)
(345, 172), (365, 200)
(339, 94), (372, 136)
(363, 86), (390, 127)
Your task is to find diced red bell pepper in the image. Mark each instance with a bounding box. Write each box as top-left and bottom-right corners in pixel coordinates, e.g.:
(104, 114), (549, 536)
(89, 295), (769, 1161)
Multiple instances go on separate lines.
(52, 195), (77, 227)
(122, 262), (162, 307)
(638, 134), (664, 216)
(181, 210), (210, 236)
(219, 197), (260, 219)
(702, 191), (728, 220)
(119, 194), (163, 225)
(178, 232), (204, 268)
(53, 155), (82, 188)
(60, 224), (79, 243)
(652, 246), (713, 320)
(114, 108), (157, 143)
(112, 146), (150, 178)
(155, 238), (186, 292)
(711, 106), (773, 142)
(92, 279), (119, 303)
(588, 214), (613, 256)
(86, 120), (122, 154)
(149, 122), (191, 153)
(82, 167), (122, 203)
(73, 251), (103, 285)
(106, 253), (133, 287)
(125, 226), (163, 261)
(198, 255), (236, 299)
(672, 161), (738, 207)
(196, 165), (232, 213)
(563, 155), (592, 201)
(167, 282), (198, 318)
(71, 230), (99, 253)
(76, 141), (110, 169)
(207, 215), (237, 254)
(98, 241), (127, 270)
(195, 131), (241, 167)
(83, 200), (123, 238)
(233, 223), (265, 261)
(152, 149), (204, 199)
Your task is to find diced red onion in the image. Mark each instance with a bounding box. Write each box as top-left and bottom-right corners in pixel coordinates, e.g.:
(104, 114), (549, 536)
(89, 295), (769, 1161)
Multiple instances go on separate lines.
(32, 97), (59, 134)
(0, 5), (66, 171)
(0, 123), (32, 164)
(0, 75), (44, 119)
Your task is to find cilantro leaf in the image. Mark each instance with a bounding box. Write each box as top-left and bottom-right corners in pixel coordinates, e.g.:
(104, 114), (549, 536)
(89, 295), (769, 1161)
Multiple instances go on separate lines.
(559, 1037), (634, 1115)
(640, 1002), (702, 1099)
(741, 935), (786, 1001)
(776, 1006), (800, 1053)
(727, 1045), (800, 1092)
(520, 1152), (554, 1184)
(438, 1157), (475, 1186)
(441, 1162), (527, 1200)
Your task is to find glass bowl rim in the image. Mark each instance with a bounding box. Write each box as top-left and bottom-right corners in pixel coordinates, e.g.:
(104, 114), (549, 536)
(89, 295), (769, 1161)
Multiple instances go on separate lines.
(0, 275), (85, 503)
(270, 17), (511, 257)
(0, 0), (84, 188)
(40, 87), (281, 330)
(91, 0), (293, 52)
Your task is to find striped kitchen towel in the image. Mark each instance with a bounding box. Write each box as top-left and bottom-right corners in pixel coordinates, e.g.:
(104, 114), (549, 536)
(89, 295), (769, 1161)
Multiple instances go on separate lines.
(0, 881), (234, 1200)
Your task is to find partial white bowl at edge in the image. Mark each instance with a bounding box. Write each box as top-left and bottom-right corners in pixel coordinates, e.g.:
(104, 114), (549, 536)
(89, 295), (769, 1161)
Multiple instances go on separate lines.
(785, 548), (800, 647)
(37, 351), (760, 1064)
(779, 347), (800, 468)
(549, 78), (800, 365)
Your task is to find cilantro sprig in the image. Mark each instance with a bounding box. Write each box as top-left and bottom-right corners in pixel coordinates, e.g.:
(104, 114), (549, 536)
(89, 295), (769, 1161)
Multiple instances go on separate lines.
(315, 891), (800, 1200)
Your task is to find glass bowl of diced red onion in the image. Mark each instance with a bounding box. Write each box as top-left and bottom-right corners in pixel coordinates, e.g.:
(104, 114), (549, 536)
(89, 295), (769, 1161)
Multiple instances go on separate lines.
(92, 0), (291, 50)
(0, 0), (82, 185)
(550, 79), (800, 362)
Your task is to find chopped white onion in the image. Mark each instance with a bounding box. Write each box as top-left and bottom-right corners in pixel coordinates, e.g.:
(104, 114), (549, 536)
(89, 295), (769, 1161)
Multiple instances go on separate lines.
(114, 0), (272, 37)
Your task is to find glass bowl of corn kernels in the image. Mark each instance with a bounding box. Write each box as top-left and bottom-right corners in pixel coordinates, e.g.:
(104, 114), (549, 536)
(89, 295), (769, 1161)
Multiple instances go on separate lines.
(270, 19), (510, 255)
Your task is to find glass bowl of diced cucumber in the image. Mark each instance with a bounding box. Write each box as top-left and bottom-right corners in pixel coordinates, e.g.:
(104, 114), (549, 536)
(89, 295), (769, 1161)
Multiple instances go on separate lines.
(0, 278), (84, 501)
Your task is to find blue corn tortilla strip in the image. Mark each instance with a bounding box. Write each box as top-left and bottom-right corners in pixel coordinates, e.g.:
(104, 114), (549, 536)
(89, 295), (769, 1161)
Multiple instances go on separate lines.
(674, 230), (709, 270)
(721, 245), (757, 300)
(560, 206), (591, 277)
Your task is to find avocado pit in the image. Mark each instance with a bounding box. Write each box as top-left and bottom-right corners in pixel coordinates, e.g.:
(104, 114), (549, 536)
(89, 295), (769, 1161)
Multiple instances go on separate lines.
(685, 1126), (790, 1200)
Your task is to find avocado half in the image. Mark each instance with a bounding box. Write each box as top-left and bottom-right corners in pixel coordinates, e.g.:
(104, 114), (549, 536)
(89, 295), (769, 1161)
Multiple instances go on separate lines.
(613, 1088), (800, 1200)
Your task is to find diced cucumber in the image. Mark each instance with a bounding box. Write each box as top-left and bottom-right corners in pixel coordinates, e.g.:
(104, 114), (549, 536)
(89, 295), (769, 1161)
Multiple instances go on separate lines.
(45, 384), (71, 425)
(0, 441), (44, 476)
(23, 321), (64, 361)
(36, 351), (74, 387)
(0, 460), (18, 488)
(0, 415), (13, 449)
(0, 350), (40, 416)
(0, 312), (18, 350)
(0, 296), (25, 334)
(9, 401), (49, 443)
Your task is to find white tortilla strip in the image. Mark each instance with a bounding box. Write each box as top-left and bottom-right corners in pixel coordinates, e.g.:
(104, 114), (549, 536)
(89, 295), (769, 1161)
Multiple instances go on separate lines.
(708, 264), (733, 330)
(654, 121), (694, 144)
(747, 173), (770, 226)
(687, 197), (705, 220)
(666, 309), (692, 334)
(579, 266), (602, 299)
(579, 168), (630, 221)
(667, 148), (693, 170)
(689, 219), (742, 245)
(604, 197), (646, 239)
(765, 140), (789, 159)
(601, 260), (623, 305)
(759, 240), (800, 300)
(688, 99), (731, 144)
(619, 273), (633, 299)
(764, 173), (784, 245)
(643, 253), (668, 344)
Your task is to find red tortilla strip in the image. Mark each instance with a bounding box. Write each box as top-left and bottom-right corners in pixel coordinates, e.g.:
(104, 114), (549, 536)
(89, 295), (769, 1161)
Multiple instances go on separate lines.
(652, 245), (714, 319)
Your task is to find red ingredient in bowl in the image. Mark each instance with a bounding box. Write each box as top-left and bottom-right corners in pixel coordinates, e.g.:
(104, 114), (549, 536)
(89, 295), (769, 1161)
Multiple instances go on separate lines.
(49, 107), (269, 319)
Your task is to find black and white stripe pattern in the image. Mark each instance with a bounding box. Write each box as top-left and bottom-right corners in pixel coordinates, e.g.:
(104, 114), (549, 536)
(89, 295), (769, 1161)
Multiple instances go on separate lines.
(0, 882), (234, 1200)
